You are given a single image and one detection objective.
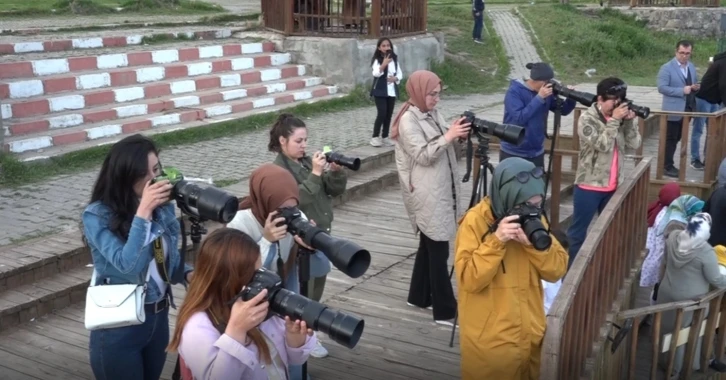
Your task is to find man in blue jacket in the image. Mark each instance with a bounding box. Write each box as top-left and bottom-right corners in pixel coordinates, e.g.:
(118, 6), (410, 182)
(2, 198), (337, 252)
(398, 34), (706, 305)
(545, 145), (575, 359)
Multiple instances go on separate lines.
(500, 62), (577, 168)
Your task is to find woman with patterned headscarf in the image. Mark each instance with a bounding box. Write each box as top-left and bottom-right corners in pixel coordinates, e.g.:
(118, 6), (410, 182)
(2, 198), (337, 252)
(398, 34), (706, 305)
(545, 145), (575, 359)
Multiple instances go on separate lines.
(455, 157), (568, 380)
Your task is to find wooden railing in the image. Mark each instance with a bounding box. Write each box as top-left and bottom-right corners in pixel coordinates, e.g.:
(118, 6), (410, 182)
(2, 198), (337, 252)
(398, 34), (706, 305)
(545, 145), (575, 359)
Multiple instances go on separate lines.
(615, 288), (726, 379)
(261, 0), (427, 37)
(607, 0), (719, 7)
(540, 158), (652, 380)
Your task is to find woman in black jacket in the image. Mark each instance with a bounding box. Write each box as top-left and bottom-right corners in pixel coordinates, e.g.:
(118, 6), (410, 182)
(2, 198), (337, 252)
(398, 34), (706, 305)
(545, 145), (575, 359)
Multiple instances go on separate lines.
(705, 158), (726, 247)
(370, 37), (403, 148)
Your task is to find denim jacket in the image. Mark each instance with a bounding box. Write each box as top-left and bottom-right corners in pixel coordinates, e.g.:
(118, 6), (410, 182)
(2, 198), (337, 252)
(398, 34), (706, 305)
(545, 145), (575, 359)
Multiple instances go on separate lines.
(82, 201), (193, 306)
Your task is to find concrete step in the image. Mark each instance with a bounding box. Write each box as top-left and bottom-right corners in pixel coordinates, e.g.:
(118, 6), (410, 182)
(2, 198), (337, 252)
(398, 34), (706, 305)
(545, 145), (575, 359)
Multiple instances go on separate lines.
(5, 85), (339, 155)
(11, 91), (346, 162)
(0, 145), (394, 331)
(0, 41), (277, 81)
(5, 75), (322, 137)
(0, 28), (244, 56)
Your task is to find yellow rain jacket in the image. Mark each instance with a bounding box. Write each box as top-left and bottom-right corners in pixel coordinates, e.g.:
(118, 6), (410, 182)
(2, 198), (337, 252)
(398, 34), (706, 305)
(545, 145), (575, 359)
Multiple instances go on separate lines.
(454, 197), (568, 380)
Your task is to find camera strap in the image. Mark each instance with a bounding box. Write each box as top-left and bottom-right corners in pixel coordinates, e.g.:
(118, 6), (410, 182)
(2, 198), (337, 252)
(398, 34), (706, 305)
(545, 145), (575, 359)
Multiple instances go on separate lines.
(153, 237), (170, 284)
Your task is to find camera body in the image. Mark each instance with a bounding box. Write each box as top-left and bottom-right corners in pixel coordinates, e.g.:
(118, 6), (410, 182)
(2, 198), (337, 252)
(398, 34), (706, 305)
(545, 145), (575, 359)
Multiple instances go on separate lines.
(239, 267), (284, 320)
(508, 204), (552, 251)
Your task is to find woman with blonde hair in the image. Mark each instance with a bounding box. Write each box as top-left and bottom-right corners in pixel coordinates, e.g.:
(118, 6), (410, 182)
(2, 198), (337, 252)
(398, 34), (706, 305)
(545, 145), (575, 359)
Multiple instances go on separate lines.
(392, 69), (471, 326)
(168, 228), (317, 379)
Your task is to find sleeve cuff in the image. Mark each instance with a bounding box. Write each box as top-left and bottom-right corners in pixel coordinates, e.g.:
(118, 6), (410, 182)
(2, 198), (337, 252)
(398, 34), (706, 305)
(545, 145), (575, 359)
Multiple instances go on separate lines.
(215, 334), (258, 369)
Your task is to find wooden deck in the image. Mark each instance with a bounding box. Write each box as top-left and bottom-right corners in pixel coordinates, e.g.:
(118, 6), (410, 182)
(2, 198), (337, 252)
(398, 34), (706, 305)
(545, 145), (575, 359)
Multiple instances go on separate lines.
(0, 151), (580, 379)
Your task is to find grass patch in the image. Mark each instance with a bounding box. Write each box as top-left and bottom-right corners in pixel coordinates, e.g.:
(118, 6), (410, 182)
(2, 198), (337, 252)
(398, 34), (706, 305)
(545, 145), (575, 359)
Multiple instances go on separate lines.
(0, 87), (372, 188)
(428, 4), (510, 94)
(0, 0), (225, 16)
(517, 4), (718, 86)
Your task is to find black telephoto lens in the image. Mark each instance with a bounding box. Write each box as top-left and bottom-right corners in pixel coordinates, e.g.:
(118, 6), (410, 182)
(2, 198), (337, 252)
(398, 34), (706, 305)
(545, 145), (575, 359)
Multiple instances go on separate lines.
(549, 81), (597, 107)
(173, 180), (239, 223)
(522, 219), (552, 251)
(625, 99), (650, 119)
(325, 152), (361, 171)
(271, 288), (365, 349)
(462, 111), (525, 145)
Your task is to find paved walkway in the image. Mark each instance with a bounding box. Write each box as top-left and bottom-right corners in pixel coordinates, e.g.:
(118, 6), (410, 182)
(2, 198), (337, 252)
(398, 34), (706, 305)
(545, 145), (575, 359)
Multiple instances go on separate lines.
(0, 0), (260, 32)
(0, 93), (503, 246)
(488, 9), (542, 80)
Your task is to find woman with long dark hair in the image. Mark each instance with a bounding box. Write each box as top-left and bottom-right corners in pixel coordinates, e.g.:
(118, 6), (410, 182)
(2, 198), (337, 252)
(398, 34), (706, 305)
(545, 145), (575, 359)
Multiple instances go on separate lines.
(269, 113), (346, 359)
(370, 37), (403, 147)
(83, 134), (193, 380)
(168, 228), (317, 380)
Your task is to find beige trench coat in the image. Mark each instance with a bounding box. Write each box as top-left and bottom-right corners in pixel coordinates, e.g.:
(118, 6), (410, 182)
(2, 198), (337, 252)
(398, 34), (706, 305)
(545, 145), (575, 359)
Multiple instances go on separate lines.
(395, 106), (463, 242)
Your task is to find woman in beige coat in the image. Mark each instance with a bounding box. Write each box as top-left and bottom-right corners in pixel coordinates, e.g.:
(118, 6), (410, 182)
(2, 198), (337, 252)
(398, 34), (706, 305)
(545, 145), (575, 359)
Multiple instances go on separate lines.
(391, 70), (471, 325)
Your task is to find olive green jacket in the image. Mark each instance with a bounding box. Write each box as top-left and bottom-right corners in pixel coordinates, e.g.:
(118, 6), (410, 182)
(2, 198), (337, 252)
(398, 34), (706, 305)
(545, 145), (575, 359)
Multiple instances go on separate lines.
(273, 153), (348, 232)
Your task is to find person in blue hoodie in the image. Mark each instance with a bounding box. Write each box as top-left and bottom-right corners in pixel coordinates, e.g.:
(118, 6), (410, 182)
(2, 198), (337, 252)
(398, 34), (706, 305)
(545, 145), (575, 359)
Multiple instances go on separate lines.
(500, 62), (577, 168)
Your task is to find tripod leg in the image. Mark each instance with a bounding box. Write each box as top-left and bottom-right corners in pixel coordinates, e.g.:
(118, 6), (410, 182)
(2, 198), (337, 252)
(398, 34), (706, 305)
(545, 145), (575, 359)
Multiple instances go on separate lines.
(449, 312), (458, 348)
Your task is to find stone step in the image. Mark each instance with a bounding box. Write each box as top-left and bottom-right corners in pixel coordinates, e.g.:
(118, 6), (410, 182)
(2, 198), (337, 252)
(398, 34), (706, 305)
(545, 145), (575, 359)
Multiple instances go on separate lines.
(0, 52), (291, 106)
(0, 41), (277, 81)
(0, 145), (395, 331)
(0, 28), (242, 56)
(5, 75), (322, 137)
(1, 58), (301, 104)
(4, 85), (339, 155)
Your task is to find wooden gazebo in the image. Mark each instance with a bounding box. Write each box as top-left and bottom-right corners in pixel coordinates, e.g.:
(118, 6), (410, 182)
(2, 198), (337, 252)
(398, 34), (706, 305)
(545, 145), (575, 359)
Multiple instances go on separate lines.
(261, 0), (427, 38)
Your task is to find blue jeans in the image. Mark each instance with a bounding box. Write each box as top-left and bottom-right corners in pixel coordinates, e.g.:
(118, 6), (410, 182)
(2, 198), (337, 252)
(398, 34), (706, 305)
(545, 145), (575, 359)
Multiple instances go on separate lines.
(473, 12), (483, 40)
(566, 187), (615, 269)
(89, 307), (169, 380)
(692, 99), (722, 161)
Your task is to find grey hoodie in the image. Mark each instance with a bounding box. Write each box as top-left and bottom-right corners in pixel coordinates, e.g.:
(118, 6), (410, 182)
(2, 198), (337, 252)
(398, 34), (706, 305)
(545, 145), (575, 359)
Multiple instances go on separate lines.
(659, 214), (726, 303)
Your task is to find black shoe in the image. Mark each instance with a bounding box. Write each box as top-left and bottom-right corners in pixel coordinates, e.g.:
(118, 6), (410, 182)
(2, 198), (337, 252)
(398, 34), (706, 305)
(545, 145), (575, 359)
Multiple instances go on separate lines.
(691, 160), (704, 170)
(664, 166), (679, 178)
(710, 359), (726, 372)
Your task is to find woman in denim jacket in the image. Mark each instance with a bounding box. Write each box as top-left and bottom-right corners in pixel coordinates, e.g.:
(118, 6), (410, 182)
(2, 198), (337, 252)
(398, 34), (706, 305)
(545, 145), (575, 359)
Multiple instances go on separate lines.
(82, 134), (193, 380)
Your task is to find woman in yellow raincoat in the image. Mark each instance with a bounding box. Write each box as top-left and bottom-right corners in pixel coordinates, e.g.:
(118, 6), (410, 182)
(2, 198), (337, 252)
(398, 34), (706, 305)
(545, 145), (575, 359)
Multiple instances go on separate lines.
(454, 157), (568, 380)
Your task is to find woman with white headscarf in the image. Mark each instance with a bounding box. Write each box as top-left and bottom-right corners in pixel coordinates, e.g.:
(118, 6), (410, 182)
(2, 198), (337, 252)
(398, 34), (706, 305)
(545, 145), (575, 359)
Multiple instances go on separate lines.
(657, 213), (726, 376)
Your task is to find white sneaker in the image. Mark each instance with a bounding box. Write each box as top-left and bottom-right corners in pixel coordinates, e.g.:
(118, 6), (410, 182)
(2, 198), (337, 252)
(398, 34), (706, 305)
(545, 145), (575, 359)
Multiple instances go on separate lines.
(309, 340), (329, 358)
(407, 302), (433, 310)
(435, 318), (459, 328)
(382, 137), (395, 146)
(370, 137), (383, 147)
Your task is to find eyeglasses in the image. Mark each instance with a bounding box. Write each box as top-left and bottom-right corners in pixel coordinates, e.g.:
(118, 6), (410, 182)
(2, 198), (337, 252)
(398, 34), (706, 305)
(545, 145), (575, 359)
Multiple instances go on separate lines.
(605, 83), (627, 96)
(500, 167), (545, 187)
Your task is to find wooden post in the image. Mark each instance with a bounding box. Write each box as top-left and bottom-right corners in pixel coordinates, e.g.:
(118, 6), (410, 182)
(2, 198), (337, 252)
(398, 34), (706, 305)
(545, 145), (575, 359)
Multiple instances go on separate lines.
(421, 0), (427, 32)
(370, 0), (381, 38)
(285, 0), (294, 34)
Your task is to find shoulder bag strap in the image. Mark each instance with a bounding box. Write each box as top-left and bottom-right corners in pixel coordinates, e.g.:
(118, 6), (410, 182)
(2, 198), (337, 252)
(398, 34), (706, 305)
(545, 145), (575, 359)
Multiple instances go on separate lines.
(153, 236), (170, 284)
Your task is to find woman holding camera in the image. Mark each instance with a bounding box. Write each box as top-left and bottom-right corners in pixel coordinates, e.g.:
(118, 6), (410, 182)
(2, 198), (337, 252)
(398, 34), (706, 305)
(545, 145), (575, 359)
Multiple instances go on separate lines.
(82, 134), (193, 380)
(226, 163), (328, 380)
(168, 228), (318, 380)
(370, 37), (403, 147)
(392, 70), (470, 326)
(269, 113), (347, 358)
(455, 157), (568, 380)
(567, 77), (641, 266)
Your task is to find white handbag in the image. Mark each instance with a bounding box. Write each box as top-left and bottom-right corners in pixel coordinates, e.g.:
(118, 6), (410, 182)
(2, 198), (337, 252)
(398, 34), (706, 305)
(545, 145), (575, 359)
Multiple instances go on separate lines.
(84, 268), (151, 331)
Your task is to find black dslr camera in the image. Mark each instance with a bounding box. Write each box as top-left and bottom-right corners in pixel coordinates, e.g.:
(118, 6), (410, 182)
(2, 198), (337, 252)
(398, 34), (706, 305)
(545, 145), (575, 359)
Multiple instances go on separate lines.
(276, 206), (371, 278)
(461, 111), (524, 145)
(624, 98), (650, 119)
(239, 267), (365, 349)
(508, 204), (551, 251)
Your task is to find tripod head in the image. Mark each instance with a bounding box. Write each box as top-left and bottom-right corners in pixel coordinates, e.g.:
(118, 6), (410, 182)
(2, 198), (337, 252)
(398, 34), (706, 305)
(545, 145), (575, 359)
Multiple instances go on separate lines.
(462, 132), (492, 183)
